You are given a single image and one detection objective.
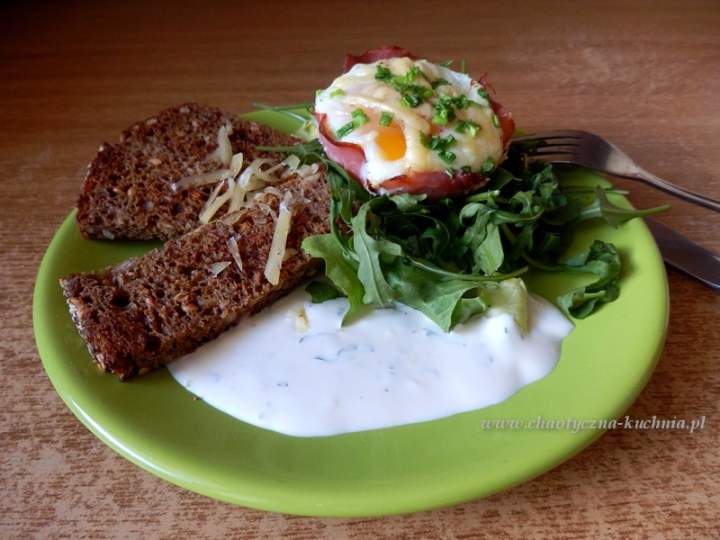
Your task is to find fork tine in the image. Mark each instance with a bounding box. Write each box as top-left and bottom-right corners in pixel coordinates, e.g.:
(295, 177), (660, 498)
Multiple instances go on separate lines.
(527, 154), (575, 163)
(512, 130), (584, 142)
(526, 142), (579, 151)
(527, 150), (575, 158)
(531, 150), (573, 156)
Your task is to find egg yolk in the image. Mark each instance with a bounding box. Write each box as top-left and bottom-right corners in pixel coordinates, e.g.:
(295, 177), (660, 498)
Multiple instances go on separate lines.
(375, 124), (406, 161)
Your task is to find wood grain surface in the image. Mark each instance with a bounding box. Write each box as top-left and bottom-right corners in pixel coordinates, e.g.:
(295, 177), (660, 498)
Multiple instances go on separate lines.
(2, 1), (719, 537)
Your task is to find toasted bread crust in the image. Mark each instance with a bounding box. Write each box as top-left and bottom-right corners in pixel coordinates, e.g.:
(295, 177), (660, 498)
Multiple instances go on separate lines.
(76, 103), (298, 240)
(62, 173), (330, 380)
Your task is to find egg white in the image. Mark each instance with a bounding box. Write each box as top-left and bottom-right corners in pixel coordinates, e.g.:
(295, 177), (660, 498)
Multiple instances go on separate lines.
(315, 57), (505, 190)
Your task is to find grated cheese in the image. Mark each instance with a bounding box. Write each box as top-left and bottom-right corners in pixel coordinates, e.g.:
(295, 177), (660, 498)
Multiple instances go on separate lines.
(192, 151), (321, 225)
(263, 192), (293, 286)
(171, 169), (230, 191)
(208, 122), (233, 167)
(209, 261), (231, 276)
(227, 236), (244, 272)
(229, 152), (244, 177)
(282, 154), (301, 172)
(227, 184), (247, 213)
(198, 180), (225, 221)
(255, 202), (277, 223)
(226, 152), (247, 213)
(261, 186), (285, 200)
(220, 212), (241, 226)
(199, 177), (235, 224)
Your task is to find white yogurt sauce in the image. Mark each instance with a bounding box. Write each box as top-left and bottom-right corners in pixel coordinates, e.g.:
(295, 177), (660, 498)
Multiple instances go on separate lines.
(168, 289), (573, 437)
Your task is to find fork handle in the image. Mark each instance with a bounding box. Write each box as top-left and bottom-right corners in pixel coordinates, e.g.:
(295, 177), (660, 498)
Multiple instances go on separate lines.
(621, 169), (720, 213)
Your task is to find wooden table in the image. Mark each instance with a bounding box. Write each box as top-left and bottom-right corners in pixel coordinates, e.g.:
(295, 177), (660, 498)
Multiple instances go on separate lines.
(2, 1), (719, 537)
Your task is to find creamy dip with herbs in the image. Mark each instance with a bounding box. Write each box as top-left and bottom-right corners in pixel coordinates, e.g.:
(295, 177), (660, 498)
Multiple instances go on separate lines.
(168, 289), (572, 437)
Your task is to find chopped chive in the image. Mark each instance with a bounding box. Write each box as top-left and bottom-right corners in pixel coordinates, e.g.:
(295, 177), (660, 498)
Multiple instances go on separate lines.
(400, 86), (434, 108)
(420, 133), (456, 151)
(401, 66), (421, 83)
(401, 94), (419, 108)
(432, 109), (450, 126)
(492, 113), (500, 128)
(438, 150), (456, 164)
(379, 112), (394, 126)
(375, 64), (435, 108)
(335, 109), (369, 139)
(460, 59), (468, 74)
(432, 95), (475, 126)
(351, 109), (369, 126)
(329, 88), (346, 98)
(420, 133), (456, 165)
(476, 87), (489, 99)
(456, 120), (481, 137)
(335, 122), (355, 139)
(461, 165), (472, 173)
(315, 89), (323, 97)
(421, 132), (457, 164)
(431, 78), (449, 89)
(375, 64), (393, 81)
(481, 158), (495, 172)
(439, 60), (453, 68)
(452, 95), (471, 109)
(432, 96), (453, 125)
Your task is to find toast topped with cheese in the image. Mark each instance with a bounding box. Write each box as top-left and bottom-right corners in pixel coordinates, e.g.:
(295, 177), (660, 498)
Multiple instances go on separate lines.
(61, 103), (331, 379)
(77, 103), (298, 240)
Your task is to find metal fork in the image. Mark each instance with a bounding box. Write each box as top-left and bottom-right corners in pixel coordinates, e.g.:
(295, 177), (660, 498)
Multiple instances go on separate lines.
(512, 130), (720, 213)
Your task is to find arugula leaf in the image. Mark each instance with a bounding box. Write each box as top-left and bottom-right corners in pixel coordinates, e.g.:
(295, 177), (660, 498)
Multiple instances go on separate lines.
(301, 233), (366, 323)
(578, 187), (670, 226)
(451, 296), (489, 327)
(350, 199), (400, 307)
(556, 240), (622, 318)
(474, 222), (504, 275)
(386, 264), (530, 331)
(509, 190), (536, 215)
(305, 279), (342, 303)
(254, 139), (324, 160)
(325, 166), (367, 225)
(482, 278), (529, 333)
(558, 286), (620, 319)
(386, 260), (494, 331)
(389, 193), (427, 211)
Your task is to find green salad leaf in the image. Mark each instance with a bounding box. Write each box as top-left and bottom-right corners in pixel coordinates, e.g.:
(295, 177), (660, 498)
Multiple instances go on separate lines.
(483, 278), (529, 333)
(351, 200), (400, 307)
(556, 240), (622, 318)
(305, 278), (342, 303)
(264, 138), (668, 330)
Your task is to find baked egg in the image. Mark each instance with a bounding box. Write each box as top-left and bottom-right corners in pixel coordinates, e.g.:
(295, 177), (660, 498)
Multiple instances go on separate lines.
(314, 47), (514, 198)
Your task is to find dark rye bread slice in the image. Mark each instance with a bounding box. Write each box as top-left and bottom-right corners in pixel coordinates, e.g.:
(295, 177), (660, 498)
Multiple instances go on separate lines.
(77, 102), (297, 240)
(61, 173), (330, 380)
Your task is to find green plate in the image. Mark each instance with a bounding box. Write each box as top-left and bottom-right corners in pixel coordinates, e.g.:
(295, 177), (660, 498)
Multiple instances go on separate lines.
(33, 111), (668, 517)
